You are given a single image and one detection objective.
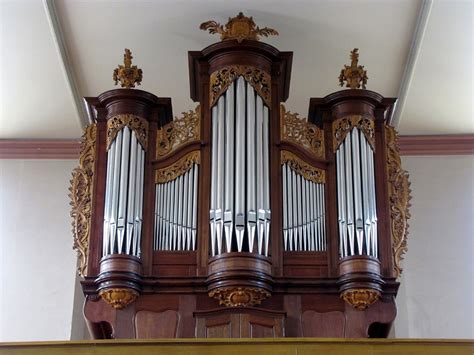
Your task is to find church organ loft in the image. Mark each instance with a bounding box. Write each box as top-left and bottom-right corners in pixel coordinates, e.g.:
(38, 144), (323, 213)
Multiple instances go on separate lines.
(70, 13), (411, 339)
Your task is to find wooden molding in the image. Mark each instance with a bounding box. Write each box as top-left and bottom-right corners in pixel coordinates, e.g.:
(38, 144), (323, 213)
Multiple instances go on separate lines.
(1, 134), (473, 159)
(0, 139), (81, 159)
(397, 134), (474, 155)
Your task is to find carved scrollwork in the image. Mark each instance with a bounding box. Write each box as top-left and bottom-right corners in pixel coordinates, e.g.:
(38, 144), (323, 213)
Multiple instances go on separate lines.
(332, 115), (375, 152)
(386, 125), (411, 278)
(107, 114), (148, 151)
(209, 287), (271, 307)
(280, 105), (325, 159)
(99, 288), (138, 309)
(341, 288), (380, 310)
(281, 150), (325, 184)
(210, 65), (271, 108)
(156, 151), (200, 184)
(69, 124), (96, 277)
(156, 106), (200, 158)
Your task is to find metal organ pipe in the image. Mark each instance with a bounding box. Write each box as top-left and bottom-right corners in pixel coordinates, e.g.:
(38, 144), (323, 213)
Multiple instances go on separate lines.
(336, 127), (378, 259)
(102, 128), (145, 258)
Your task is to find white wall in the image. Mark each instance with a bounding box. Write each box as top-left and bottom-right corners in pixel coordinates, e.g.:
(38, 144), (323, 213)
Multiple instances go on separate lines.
(394, 155), (474, 339)
(0, 159), (78, 341)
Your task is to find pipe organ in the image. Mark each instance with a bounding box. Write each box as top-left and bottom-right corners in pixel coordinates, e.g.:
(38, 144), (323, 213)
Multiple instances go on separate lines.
(70, 13), (411, 339)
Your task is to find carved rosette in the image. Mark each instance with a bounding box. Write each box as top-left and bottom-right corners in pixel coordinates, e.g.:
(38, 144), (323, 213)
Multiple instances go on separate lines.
(69, 124), (96, 277)
(341, 289), (380, 310)
(386, 125), (411, 278)
(280, 105), (325, 159)
(99, 288), (138, 309)
(210, 65), (271, 107)
(281, 150), (325, 184)
(332, 115), (375, 152)
(107, 114), (148, 151)
(209, 287), (271, 307)
(156, 151), (200, 184)
(157, 106), (201, 158)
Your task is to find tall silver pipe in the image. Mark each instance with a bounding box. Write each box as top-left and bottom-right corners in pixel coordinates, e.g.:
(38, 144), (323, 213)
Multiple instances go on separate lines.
(186, 168), (193, 250)
(302, 177), (308, 251)
(182, 169), (189, 250)
(215, 96), (225, 254)
(367, 139), (378, 257)
(336, 151), (344, 256)
(192, 164), (198, 250)
(291, 169), (298, 251)
(352, 129), (364, 255)
(135, 148), (145, 257)
(210, 105), (218, 256)
(286, 164), (293, 251)
(169, 174), (175, 251)
(360, 133), (371, 255)
(296, 174), (303, 251)
(321, 184), (326, 250)
(235, 77), (246, 252)
(308, 180), (314, 251)
(256, 95), (265, 255)
(154, 183), (161, 250)
(164, 181), (170, 250)
(126, 132), (138, 254)
(177, 175), (183, 250)
(262, 106), (270, 256)
(223, 82), (235, 253)
(344, 136), (355, 256)
(282, 165), (288, 251)
(103, 138), (116, 256)
(117, 126), (131, 254)
(246, 82), (257, 253)
(109, 129), (123, 254)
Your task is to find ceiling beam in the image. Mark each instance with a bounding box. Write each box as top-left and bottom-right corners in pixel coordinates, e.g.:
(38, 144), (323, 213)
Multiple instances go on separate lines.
(389, 0), (433, 128)
(43, 0), (90, 129)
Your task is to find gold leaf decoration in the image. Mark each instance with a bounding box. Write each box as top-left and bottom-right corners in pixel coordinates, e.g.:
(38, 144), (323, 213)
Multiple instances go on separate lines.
(209, 287), (271, 307)
(210, 65), (271, 107)
(156, 151), (200, 184)
(200, 12), (278, 43)
(113, 49), (143, 88)
(280, 104), (325, 159)
(107, 114), (148, 151)
(341, 289), (380, 310)
(281, 150), (325, 184)
(99, 288), (138, 309)
(157, 105), (201, 158)
(339, 48), (368, 89)
(69, 124), (96, 277)
(386, 125), (412, 278)
(332, 115), (375, 152)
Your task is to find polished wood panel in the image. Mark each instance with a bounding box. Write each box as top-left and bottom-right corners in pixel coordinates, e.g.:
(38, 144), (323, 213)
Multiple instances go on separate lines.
(135, 310), (179, 338)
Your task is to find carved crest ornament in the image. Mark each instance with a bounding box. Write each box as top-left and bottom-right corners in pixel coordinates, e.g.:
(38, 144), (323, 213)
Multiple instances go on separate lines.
(113, 49), (143, 88)
(200, 12), (278, 43)
(339, 48), (368, 89)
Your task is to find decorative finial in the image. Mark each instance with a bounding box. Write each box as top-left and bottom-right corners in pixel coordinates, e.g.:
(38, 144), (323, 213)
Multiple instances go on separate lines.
(200, 12), (278, 43)
(113, 49), (143, 88)
(338, 48), (368, 89)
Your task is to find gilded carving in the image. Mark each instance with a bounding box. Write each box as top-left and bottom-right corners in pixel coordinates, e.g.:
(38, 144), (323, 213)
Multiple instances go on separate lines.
(386, 125), (411, 278)
(113, 49), (143, 88)
(156, 151), (200, 184)
(69, 124), (96, 277)
(341, 288), (380, 310)
(210, 65), (271, 108)
(280, 105), (325, 159)
(332, 115), (375, 152)
(157, 106), (201, 158)
(200, 12), (278, 43)
(209, 287), (271, 307)
(107, 114), (148, 151)
(339, 48), (368, 89)
(99, 288), (138, 309)
(281, 150), (325, 184)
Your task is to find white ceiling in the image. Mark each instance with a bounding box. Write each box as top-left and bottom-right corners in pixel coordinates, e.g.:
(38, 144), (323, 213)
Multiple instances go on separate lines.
(0, 0), (472, 139)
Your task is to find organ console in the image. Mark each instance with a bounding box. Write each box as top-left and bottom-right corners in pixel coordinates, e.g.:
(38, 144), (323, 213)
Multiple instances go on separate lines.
(70, 13), (411, 339)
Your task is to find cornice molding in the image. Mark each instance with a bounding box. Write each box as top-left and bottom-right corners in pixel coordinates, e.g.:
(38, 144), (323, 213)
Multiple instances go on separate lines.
(1, 134), (473, 159)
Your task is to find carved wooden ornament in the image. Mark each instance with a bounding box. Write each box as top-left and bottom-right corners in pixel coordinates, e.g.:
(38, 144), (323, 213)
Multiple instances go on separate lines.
(332, 115), (375, 152)
(281, 150), (325, 184)
(341, 289), (380, 310)
(99, 288), (139, 309)
(156, 151), (200, 184)
(339, 48), (368, 89)
(107, 114), (149, 151)
(113, 49), (143, 88)
(209, 287), (271, 307)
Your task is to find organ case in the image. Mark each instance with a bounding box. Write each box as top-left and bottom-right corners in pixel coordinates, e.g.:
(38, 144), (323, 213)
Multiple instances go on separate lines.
(70, 13), (411, 339)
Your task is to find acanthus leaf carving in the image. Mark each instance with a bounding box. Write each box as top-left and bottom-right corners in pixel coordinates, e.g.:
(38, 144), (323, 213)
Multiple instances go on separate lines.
(156, 105), (200, 158)
(332, 115), (375, 152)
(210, 65), (271, 108)
(281, 150), (325, 184)
(107, 114), (148, 151)
(69, 124), (96, 277)
(386, 125), (411, 278)
(156, 151), (200, 184)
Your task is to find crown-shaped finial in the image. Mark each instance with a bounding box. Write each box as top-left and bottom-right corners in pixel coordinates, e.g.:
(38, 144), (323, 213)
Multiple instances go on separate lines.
(200, 12), (278, 43)
(338, 48), (368, 89)
(113, 49), (143, 88)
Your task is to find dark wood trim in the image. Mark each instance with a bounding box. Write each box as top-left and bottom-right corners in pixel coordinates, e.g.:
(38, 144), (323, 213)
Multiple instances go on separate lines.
(397, 134), (474, 155)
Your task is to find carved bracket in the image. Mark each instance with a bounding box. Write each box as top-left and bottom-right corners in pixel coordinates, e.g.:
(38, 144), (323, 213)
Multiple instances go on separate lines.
(341, 288), (380, 310)
(156, 106), (200, 158)
(386, 125), (412, 278)
(280, 105), (325, 159)
(210, 65), (271, 108)
(69, 124), (96, 277)
(99, 288), (138, 309)
(332, 115), (375, 152)
(156, 151), (200, 184)
(107, 114), (148, 151)
(209, 287), (271, 307)
(281, 150), (325, 184)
